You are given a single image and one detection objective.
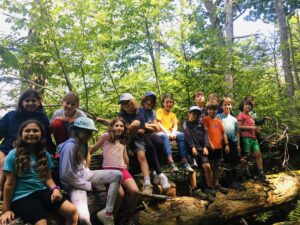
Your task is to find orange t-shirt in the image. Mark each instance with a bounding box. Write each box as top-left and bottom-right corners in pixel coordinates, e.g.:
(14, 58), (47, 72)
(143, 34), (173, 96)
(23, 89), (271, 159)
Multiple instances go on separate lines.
(203, 116), (225, 149)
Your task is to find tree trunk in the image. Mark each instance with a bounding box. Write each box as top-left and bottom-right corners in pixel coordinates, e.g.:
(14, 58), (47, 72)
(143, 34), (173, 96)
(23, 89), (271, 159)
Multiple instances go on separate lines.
(135, 171), (300, 225)
(275, 0), (295, 97)
(225, 0), (234, 96)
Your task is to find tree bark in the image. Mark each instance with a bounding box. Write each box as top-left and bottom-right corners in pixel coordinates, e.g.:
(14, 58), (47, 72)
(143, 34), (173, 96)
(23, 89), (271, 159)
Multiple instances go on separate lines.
(275, 0), (295, 97)
(135, 171), (300, 225)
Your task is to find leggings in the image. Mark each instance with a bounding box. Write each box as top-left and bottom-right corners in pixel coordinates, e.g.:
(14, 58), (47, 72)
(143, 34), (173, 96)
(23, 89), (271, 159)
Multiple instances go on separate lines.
(144, 133), (163, 175)
(69, 169), (122, 225)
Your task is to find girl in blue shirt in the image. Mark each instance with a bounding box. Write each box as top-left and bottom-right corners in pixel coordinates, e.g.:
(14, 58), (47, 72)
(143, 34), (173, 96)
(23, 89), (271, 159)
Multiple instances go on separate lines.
(0, 119), (78, 225)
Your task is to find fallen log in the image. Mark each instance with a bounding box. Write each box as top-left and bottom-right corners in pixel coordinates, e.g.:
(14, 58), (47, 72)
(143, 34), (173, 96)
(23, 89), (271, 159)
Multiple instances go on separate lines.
(134, 171), (300, 225)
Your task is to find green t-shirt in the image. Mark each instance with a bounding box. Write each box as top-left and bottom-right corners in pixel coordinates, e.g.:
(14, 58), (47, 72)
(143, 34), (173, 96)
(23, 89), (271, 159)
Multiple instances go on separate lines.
(3, 149), (54, 201)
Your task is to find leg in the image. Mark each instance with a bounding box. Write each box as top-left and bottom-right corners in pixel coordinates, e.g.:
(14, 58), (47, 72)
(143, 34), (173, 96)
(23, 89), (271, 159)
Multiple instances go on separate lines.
(34, 220), (47, 225)
(158, 133), (174, 162)
(136, 151), (150, 180)
(122, 178), (139, 214)
(144, 134), (162, 175)
(69, 189), (91, 225)
(189, 171), (197, 189)
(90, 169), (122, 214)
(175, 131), (188, 161)
(202, 163), (213, 188)
(58, 200), (78, 225)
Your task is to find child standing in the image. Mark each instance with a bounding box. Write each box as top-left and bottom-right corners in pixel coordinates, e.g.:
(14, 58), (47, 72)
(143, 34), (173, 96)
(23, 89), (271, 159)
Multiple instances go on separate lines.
(59, 117), (122, 225)
(50, 92), (86, 145)
(203, 101), (229, 194)
(184, 106), (215, 201)
(216, 97), (246, 191)
(0, 120), (78, 225)
(156, 94), (193, 172)
(237, 100), (268, 184)
(90, 117), (139, 224)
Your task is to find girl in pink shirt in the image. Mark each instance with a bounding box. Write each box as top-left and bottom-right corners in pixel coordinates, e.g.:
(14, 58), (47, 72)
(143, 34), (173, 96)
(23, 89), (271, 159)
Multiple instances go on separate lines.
(90, 117), (139, 224)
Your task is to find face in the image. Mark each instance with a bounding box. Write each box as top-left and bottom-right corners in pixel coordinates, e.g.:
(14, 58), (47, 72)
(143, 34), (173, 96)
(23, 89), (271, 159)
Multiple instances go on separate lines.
(207, 107), (218, 118)
(78, 129), (93, 143)
(243, 104), (252, 113)
(222, 101), (232, 114)
(188, 111), (201, 122)
(62, 100), (78, 116)
(112, 120), (125, 136)
(22, 97), (41, 112)
(120, 100), (131, 112)
(143, 97), (155, 110)
(194, 93), (205, 106)
(21, 123), (42, 144)
(163, 97), (174, 112)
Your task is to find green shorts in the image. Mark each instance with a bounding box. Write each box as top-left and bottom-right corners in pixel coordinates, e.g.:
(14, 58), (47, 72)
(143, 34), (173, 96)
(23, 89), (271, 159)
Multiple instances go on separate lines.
(242, 137), (260, 154)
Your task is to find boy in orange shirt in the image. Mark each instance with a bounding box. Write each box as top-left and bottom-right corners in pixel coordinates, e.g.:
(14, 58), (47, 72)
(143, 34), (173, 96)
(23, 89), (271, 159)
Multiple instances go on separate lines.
(203, 101), (229, 194)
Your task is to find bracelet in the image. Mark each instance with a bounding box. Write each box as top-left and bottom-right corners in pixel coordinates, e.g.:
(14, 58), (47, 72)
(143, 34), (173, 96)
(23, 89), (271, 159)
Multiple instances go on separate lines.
(51, 185), (61, 192)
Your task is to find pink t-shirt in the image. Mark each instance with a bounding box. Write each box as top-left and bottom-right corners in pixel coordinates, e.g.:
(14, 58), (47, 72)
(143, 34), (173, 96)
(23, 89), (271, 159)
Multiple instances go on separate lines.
(102, 133), (127, 169)
(237, 112), (256, 139)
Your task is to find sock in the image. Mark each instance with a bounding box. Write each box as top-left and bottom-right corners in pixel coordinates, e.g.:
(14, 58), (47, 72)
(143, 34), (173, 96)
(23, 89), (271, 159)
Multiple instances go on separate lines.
(144, 176), (151, 185)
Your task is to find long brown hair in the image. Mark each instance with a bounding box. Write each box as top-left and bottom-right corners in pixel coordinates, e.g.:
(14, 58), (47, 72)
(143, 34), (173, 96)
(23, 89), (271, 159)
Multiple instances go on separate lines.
(70, 128), (90, 166)
(14, 120), (49, 181)
(107, 117), (128, 145)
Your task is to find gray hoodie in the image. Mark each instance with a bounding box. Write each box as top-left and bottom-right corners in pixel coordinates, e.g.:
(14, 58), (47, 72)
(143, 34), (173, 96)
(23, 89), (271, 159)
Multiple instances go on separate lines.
(58, 138), (94, 191)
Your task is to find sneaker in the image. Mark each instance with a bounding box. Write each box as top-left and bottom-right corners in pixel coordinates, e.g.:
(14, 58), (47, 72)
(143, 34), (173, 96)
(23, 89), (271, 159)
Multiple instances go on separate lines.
(159, 173), (171, 190)
(152, 171), (160, 185)
(215, 185), (228, 195)
(142, 184), (153, 195)
(204, 188), (215, 202)
(258, 173), (270, 185)
(96, 209), (114, 225)
(169, 162), (179, 172)
(230, 181), (247, 191)
(192, 189), (208, 200)
(181, 162), (194, 172)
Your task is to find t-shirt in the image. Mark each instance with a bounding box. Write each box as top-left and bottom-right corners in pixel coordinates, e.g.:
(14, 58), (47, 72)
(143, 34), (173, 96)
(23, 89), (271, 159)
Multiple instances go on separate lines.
(156, 108), (178, 131)
(216, 113), (239, 143)
(3, 149), (54, 202)
(203, 116), (225, 149)
(119, 111), (145, 129)
(102, 133), (127, 169)
(50, 108), (86, 124)
(237, 112), (256, 139)
(138, 108), (156, 123)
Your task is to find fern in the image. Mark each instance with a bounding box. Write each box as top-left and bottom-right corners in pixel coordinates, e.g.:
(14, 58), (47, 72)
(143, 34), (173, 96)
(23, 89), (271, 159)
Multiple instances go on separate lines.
(288, 201), (300, 222)
(255, 211), (273, 222)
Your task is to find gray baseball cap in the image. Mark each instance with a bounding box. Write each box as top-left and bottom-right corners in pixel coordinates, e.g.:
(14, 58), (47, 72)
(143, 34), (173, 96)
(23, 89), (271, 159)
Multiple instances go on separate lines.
(119, 93), (134, 103)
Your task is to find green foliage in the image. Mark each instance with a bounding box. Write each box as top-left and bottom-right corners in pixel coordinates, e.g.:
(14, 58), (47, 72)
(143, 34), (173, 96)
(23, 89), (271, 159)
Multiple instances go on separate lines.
(255, 211), (274, 222)
(289, 200), (300, 222)
(0, 46), (19, 69)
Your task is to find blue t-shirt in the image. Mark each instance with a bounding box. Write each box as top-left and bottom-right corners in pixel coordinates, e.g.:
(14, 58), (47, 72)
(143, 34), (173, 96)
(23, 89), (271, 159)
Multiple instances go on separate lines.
(3, 149), (54, 201)
(216, 113), (239, 143)
(138, 108), (156, 123)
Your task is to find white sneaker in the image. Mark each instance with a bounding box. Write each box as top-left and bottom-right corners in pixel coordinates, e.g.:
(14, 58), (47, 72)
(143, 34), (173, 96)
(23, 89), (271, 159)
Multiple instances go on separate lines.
(96, 209), (114, 225)
(159, 173), (171, 190)
(152, 171), (160, 185)
(142, 184), (153, 195)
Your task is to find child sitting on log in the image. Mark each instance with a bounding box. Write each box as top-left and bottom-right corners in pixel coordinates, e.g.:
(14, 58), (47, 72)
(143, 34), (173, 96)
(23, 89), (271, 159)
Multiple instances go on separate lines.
(50, 92), (86, 146)
(184, 106), (215, 202)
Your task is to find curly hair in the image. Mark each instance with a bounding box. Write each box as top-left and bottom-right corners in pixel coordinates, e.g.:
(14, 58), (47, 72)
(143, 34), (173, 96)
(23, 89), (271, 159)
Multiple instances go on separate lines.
(16, 89), (44, 114)
(14, 120), (49, 181)
(107, 117), (128, 145)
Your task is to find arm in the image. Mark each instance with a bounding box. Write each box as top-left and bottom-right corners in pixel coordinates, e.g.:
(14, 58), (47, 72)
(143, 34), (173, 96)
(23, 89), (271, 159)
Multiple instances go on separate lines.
(237, 132), (241, 156)
(1, 172), (16, 224)
(123, 146), (129, 167)
(89, 135), (104, 155)
(45, 171), (62, 203)
(96, 117), (111, 126)
(223, 132), (230, 154)
(157, 121), (171, 135)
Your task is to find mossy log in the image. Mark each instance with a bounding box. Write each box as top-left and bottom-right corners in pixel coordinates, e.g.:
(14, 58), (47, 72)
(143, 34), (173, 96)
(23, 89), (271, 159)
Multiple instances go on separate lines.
(134, 171), (300, 225)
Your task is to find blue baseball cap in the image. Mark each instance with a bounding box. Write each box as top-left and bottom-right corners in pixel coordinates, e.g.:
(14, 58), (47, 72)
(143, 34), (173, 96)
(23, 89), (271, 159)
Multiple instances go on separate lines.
(144, 91), (156, 99)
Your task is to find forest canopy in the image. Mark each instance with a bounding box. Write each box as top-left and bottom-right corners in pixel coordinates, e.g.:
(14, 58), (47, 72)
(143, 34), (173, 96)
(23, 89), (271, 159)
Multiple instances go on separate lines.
(0, 0), (299, 133)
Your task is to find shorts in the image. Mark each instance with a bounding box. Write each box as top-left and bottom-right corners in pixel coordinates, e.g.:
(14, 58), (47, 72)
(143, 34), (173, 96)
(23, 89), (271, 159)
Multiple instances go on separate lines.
(11, 188), (67, 224)
(103, 167), (133, 182)
(129, 135), (146, 153)
(195, 151), (209, 165)
(242, 137), (260, 154)
(223, 140), (240, 167)
(208, 149), (222, 165)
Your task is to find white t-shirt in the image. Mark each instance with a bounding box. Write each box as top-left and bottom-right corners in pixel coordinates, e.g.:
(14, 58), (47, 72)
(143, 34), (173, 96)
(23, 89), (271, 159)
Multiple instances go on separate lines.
(50, 108), (86, 124)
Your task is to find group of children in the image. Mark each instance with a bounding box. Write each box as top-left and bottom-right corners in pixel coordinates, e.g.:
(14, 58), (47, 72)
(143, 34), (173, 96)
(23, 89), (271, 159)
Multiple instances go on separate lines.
(0, 89), (269, 225)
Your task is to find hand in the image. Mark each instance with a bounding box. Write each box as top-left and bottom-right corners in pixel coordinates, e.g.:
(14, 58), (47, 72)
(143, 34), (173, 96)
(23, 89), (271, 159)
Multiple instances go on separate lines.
(191, 147), (197, 156)
(168, 134), (176, 140)
(225, 145), (230, 154)
(51, 189), (62, 203)
(0, 210), (14, 225)
(203, 147), (209, 156)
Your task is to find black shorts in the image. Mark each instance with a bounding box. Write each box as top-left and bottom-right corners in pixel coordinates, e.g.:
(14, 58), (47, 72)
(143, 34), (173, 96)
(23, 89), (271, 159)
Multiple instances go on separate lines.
(195, 151), (209, 165)
(208, 149), (222, 165)
(223, 140), (240, 167)
(11, 188), (67, 224)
